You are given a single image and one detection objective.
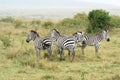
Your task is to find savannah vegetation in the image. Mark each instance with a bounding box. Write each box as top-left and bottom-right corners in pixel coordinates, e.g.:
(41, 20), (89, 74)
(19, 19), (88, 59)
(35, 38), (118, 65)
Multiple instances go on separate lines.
(0, 9), (120, 80)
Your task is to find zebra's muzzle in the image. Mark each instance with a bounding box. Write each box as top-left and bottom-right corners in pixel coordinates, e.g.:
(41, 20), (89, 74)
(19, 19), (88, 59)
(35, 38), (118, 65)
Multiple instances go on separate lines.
(107, 38), (110, 42)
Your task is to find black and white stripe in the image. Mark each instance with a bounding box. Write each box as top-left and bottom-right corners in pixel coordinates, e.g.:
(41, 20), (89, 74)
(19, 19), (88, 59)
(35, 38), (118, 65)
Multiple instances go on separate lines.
(51, 29), (83, 61)
(76, 30), (110, 55)
(26, 30), (52, 60)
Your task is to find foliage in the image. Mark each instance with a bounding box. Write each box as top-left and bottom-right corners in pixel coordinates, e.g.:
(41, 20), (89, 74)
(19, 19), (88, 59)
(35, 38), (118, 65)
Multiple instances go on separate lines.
(59, 18), (75, 27)
(1, 34), (12, 48)
(0, 12), (120, 80)
(110, 16), (120, 28)
(74, 13), (89, 29)
(87, 9), (111, 33)
(0, 17), (15, 23)
(30, 20), (41, 26)
(42, 21), (54, 29)
(58, 13), (88, 29)
(14, 19), (27, 28)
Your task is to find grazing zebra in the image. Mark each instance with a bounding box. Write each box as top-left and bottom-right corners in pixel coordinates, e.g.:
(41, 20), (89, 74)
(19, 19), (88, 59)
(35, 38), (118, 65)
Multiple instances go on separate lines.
(76, 30), (110, 56)
(26, 30), (52, 60)
(51, 29), (84, 61)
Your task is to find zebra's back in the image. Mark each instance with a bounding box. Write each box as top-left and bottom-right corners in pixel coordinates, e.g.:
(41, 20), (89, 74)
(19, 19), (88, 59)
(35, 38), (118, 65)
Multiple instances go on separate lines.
(57, 36), (77, 49)
(84, 34), (99, 46)
(42, 36), (52, 49)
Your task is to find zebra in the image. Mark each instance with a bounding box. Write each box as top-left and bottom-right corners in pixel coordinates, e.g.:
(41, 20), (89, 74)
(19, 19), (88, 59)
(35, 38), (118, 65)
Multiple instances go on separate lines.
(51, 29), (84, 61)
(76, 30), (110, 56)
(26, 30), (52, 60)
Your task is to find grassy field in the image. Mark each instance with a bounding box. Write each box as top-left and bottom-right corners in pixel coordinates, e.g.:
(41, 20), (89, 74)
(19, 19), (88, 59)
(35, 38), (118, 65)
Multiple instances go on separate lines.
(0, 18), (120, 80)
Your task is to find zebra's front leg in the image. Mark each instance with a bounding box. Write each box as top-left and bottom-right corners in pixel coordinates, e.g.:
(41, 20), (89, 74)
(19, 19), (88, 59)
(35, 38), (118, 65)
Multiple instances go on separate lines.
(68, 50), (70, 60)
(71, 49), (75, 62)
(59, 48), (64, 61)
(35, 48), (41, 59)
(95, 44), (99, 56)
(47, 47), (52, 61)
(81, 43), (86, 56)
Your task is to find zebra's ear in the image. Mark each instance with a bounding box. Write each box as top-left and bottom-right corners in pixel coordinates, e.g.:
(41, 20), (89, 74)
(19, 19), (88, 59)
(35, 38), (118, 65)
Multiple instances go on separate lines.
(52, 28), (56, 31)
(30, 30), (36, 32)
(30, 30), (33, 32)
(52, 28), (58, 31)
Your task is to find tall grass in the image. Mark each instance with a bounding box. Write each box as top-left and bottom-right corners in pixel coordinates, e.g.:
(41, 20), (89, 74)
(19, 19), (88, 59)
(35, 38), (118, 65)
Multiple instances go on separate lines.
(0, 17), (15, 23)
(0, 32), (12, 48)
(0, 14), (120, 80)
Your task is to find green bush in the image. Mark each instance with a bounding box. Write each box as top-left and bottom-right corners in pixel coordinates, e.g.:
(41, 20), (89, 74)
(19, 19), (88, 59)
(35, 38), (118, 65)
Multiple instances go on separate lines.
(30, 20), (41, 26)
(0, 17), (15, 23)
(59, 18), (75, 27)
(87, 9), (111, 33)
(110, 16), (120, 28)
(58, 13), (88, 29)
(74, 13), (88, 29)
(14, 19), (26, 28)
(1, 35), (11, 48)
(42, 21), (54, 29)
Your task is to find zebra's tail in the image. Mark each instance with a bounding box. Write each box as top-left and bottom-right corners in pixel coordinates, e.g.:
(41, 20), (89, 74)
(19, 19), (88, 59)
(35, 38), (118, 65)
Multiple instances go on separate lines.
(42, 43), (51, 49)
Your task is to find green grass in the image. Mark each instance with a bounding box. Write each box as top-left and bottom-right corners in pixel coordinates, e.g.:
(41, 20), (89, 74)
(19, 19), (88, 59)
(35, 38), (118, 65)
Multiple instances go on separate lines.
(0, 19), (120, 80)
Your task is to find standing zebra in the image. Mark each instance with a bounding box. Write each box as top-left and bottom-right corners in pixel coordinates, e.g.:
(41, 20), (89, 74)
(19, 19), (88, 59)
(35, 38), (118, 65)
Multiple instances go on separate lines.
(51, 29), (84, 61)
(26, 30), (52, 60)
(76, 30), (110, 56)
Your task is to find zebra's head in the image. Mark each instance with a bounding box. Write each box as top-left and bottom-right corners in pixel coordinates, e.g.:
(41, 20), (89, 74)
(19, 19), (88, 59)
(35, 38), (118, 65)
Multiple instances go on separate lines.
(73, 31), (85, 42)
(26, 30), (39, 43)
(102, 30), (110, 42)
(51, 29), (61, 40)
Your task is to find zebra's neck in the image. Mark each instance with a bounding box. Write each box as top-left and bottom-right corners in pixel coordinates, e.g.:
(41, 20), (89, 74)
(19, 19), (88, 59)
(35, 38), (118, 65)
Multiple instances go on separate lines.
(33, 34), (39, 41)
(34, 36), (40, 42)
(34, 36), (42, 48)
(55, 33), (61, 41)
(96, 32), (104, 42)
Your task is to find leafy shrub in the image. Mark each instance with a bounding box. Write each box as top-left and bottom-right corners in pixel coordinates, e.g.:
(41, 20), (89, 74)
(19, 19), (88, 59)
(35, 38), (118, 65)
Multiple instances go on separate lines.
(74, 13), (87, 20)
(87, 9), (111, 33)
(1, 35), (11, 48)
(14, 19), (26, 28)
(58, 13), (88, 29)
(110, 16), (120, 28)
(42, 21), (54, 29)
(30, 20), (41, 26)
(74, 13), (88, 29)
(0, 17), (15, 23)
(59, 18), (75, 27)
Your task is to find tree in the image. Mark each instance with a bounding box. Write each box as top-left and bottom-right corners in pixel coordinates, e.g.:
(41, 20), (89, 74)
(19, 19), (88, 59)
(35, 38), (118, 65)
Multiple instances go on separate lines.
(87, 9), (111, 33)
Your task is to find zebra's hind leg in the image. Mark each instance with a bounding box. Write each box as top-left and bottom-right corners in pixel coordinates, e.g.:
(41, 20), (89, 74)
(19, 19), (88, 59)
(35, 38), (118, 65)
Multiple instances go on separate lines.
(35, 48), (41, 60)
(68, 50), (70, 60)
(81, 43), (86, 56)
(59, 48), (64, 61)
(47, 47), (52, 61)
(95, 45), (100, 58)
(71, 49), (75, 62)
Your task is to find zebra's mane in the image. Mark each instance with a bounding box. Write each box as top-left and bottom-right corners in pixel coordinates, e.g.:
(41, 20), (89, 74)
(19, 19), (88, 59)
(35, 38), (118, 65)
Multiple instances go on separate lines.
(53, 29), (61, 36)
(30, 30), (39, 37)
(73, 31), (82, 36)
